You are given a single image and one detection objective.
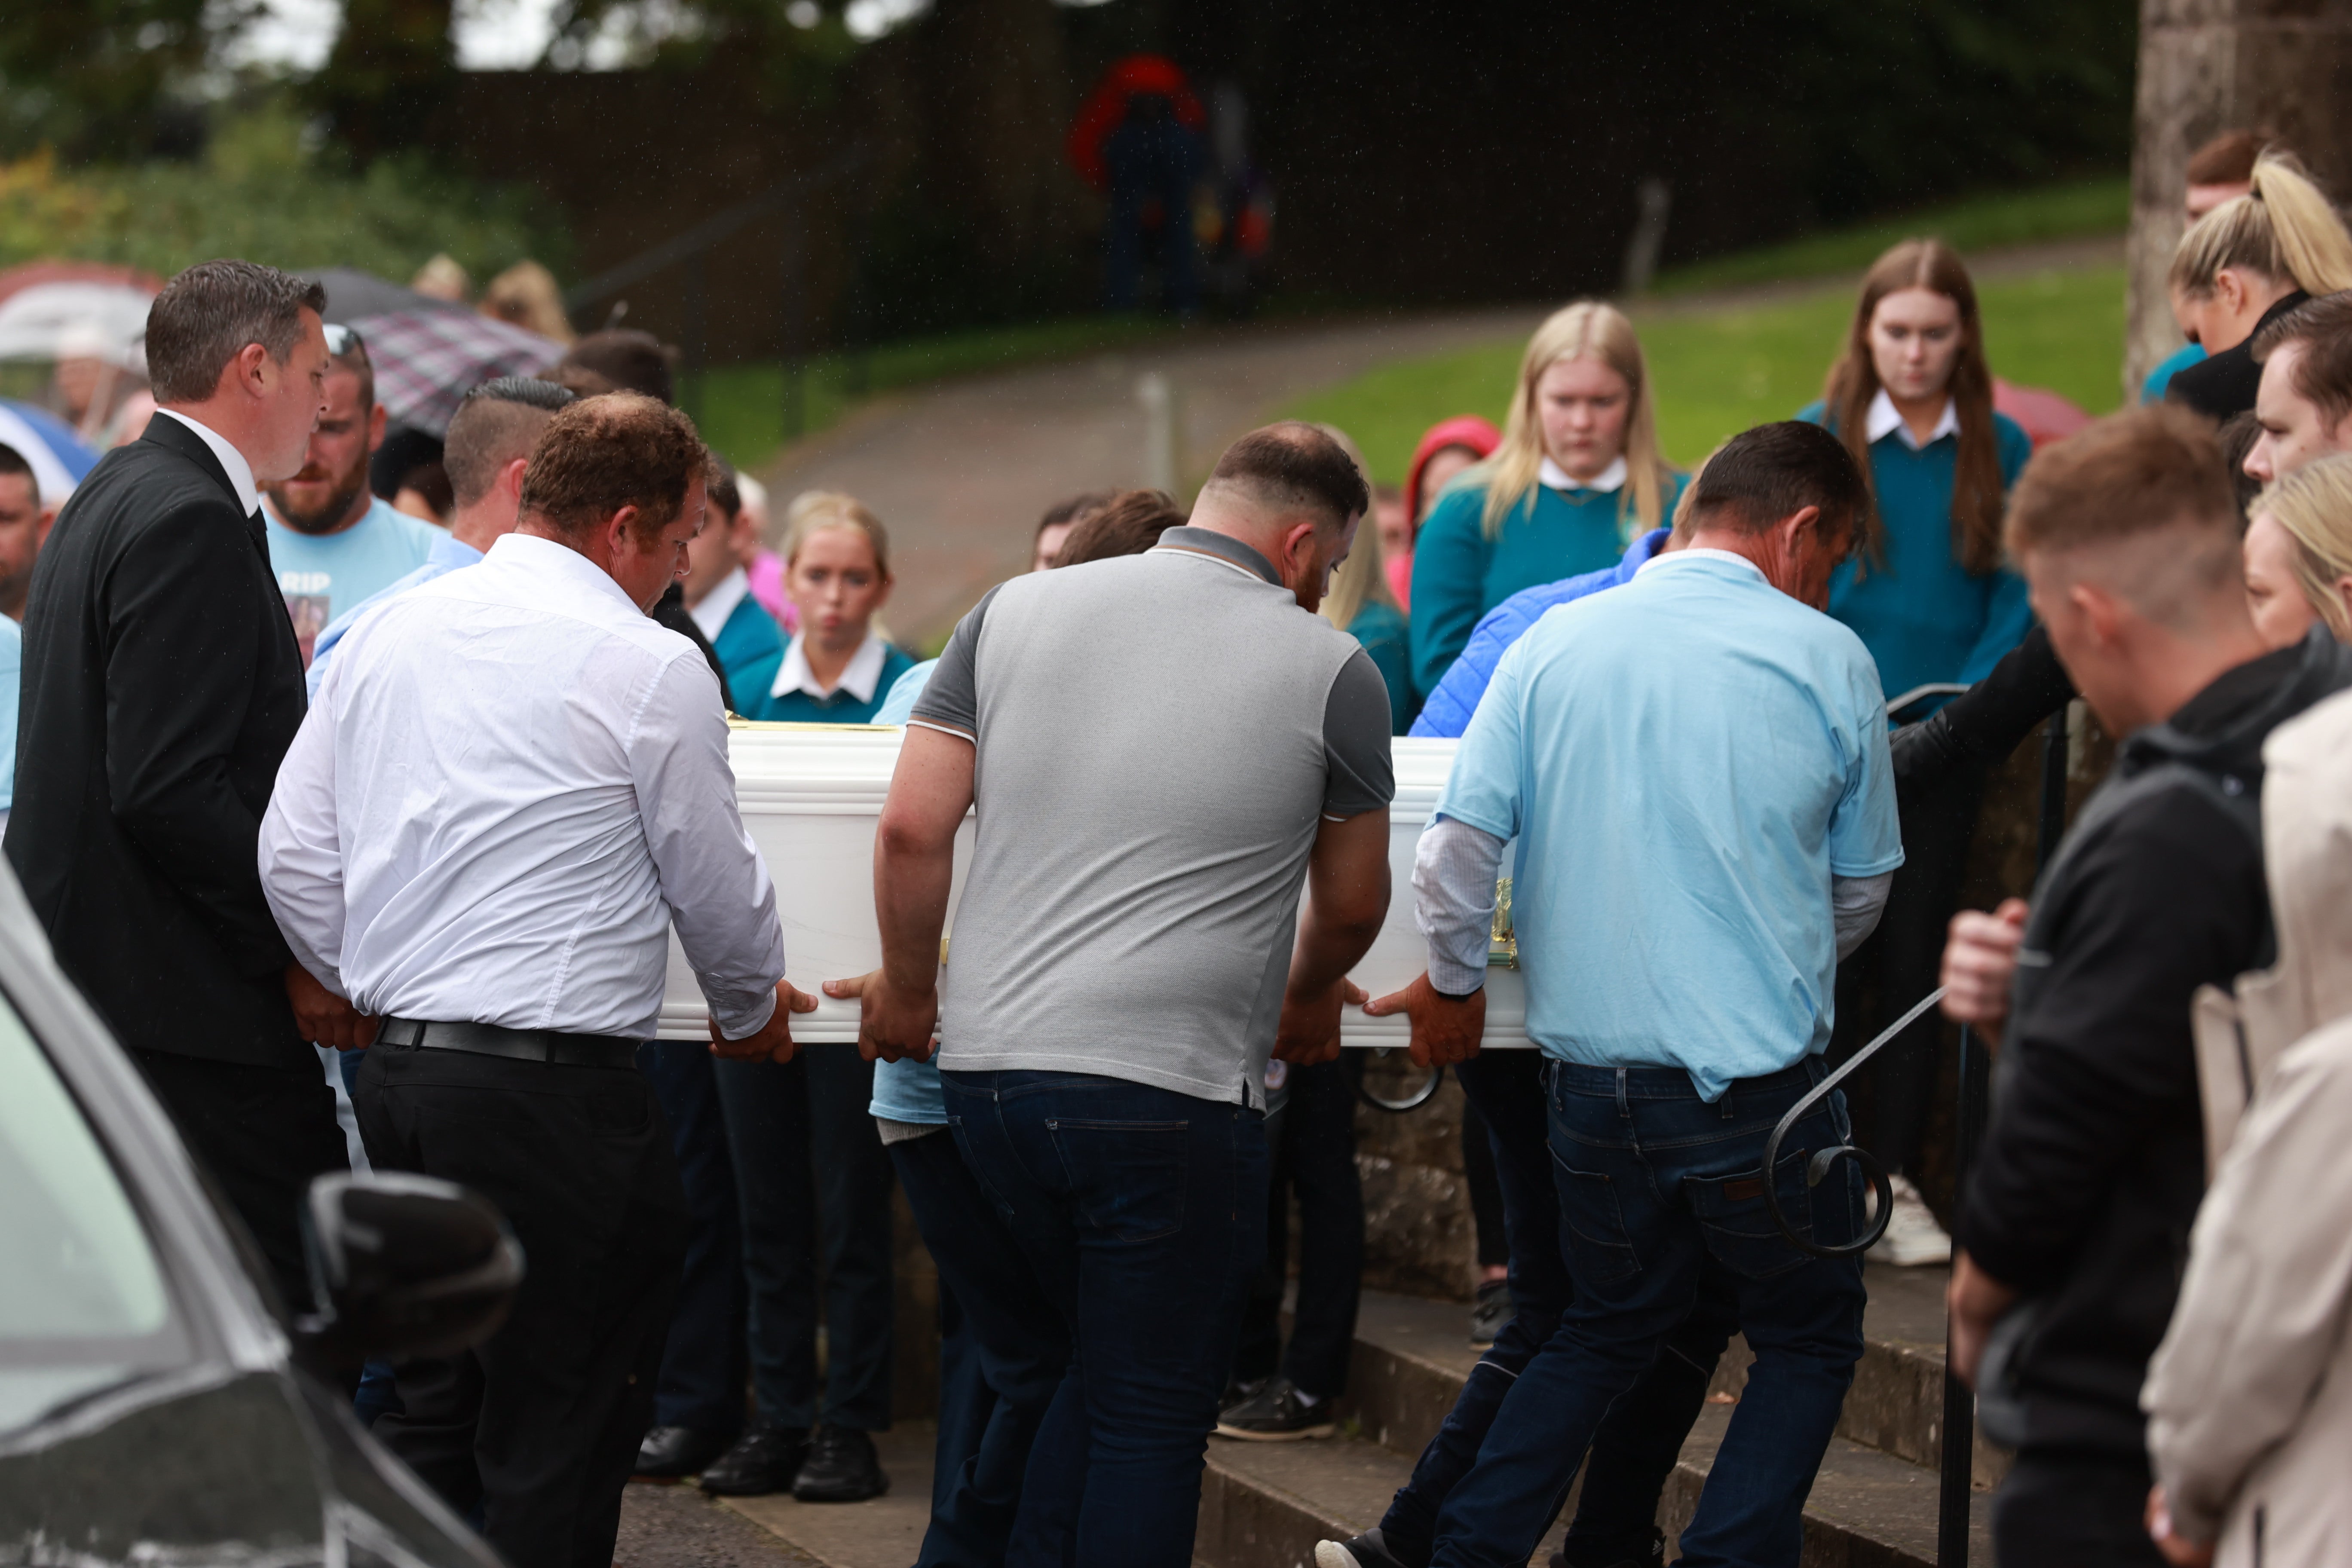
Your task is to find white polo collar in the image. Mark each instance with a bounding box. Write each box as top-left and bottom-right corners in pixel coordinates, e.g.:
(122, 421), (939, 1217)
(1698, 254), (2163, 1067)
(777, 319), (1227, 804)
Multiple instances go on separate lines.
(1866, 389), (1959, 451)
(1539, 455), (1627, 494)
(772, 628), (888, 704)
(688, 566), (750, 643)
(1636, 546), (1764, 582)
(155, 408), (260, 517)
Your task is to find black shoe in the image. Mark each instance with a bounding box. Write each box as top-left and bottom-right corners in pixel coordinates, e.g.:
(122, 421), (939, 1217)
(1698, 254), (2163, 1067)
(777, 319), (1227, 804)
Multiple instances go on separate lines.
(1469, 1279), (1516, 1345)
(1315, 1528), (1415, 1568)
(1216, 1375), (1338, 1441)
(696, 1425), (809, 1496)
(1553, 1527), (1667, 1568)
(792, 1424), (889, 1502)
(634, 1425), (734, 1480)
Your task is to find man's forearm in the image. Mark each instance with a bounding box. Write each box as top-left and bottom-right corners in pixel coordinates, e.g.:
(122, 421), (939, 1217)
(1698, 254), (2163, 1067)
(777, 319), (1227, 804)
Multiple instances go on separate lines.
(874, 835), (954, 988)
(1415, 815), (1504, 995)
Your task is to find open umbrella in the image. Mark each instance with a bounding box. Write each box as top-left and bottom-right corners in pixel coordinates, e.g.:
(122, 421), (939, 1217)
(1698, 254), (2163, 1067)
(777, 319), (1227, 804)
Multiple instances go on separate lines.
(0, 262), (162, 370)
(0, 399), (100, 505)
(302, 269), (565, 438)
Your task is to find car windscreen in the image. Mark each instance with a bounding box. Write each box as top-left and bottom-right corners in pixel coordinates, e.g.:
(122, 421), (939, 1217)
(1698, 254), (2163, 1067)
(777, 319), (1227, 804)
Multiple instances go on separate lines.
(0, 983), (182, 1432)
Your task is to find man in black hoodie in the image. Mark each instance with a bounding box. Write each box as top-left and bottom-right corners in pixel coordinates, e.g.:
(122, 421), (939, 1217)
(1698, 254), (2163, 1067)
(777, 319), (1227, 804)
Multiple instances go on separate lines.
(1947, 402), (2352, 1567)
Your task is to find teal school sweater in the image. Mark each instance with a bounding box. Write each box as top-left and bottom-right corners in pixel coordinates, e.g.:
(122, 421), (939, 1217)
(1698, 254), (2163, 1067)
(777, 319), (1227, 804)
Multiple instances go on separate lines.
(710, 592), (786, 695)
(743, 642), (917, 724)
(1345, 599), (1414, 734)
(1408, 470), (1687, 701)
(1797, 400), (2034, 710)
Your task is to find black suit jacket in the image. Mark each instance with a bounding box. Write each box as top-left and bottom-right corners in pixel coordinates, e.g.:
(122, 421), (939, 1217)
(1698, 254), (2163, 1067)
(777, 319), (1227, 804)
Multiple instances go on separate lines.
(7, 416), (310, 1068)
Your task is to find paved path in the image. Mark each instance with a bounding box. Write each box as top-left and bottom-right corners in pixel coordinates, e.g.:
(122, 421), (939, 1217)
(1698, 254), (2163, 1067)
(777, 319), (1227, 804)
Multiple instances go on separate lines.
(755, 309), (1545, 646)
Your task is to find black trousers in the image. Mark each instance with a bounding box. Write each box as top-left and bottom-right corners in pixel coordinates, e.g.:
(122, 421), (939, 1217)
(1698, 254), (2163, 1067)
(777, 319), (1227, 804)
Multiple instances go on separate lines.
(714, 1048), (897, 1432)
(1994, 1449), (2167, 1568)
(637, 1041), (748, 1436)
(1461, 1096), (1509, 1271)
(1233, 1058), (1364, 1400)
(1831, 758), (1986, 1177)
(133, 1049), (348, 1314)
(355, 1041), (686, 1568)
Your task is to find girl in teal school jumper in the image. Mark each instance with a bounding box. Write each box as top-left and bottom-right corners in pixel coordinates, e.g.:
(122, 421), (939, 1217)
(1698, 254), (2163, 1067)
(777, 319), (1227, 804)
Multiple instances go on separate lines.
(741, 491), (915, 724)
(1408, 300), (1686, 701)
(1798, 236), (2031, 1269)
(1315, 423), (1414, 732)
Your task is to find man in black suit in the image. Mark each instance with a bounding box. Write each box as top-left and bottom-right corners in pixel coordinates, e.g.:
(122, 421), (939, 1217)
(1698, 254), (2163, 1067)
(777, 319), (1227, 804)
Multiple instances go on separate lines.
(8, 258), (372, 1310)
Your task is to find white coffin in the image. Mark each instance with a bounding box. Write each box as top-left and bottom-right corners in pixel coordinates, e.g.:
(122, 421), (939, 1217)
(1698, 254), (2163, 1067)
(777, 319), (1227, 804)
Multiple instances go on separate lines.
(655, 725), (1533, 1048)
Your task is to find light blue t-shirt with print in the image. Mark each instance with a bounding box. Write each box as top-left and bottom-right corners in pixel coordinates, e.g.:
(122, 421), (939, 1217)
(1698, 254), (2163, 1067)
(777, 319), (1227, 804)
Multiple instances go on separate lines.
(868, 658), (946, 1125)
(1435, 549), (1903, 1102)
(306, 532), (486, 698)
(265, 496), (441, 668)
(0, 613), (18, 816)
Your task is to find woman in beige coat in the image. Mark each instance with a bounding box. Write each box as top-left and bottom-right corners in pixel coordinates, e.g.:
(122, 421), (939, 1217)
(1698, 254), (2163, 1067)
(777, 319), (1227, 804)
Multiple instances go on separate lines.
(2144, 685), (2352, 1567)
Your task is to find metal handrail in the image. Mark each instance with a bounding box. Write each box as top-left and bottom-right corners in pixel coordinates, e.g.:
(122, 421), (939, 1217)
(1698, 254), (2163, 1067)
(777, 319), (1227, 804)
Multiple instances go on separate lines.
(1761, 984), (1948, 1259)
(1357, 1054), (1443, 1113)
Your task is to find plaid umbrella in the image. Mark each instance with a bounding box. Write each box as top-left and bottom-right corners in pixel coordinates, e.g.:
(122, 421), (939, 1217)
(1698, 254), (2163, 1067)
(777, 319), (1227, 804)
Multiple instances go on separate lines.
(353, 308), (564, 438)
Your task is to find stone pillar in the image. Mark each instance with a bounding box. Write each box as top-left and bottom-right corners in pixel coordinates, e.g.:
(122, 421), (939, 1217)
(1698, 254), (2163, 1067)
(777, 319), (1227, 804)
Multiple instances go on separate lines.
(2125, 0), (2352, 395)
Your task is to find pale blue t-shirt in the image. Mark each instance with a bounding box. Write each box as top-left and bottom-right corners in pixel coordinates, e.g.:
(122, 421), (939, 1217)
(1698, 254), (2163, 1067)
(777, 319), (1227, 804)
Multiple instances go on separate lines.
(868, 659), (946, 1126)
(265, 496), (442, 668)
(0, 613), (18, 817)
(1436, 549), (1903, 1101)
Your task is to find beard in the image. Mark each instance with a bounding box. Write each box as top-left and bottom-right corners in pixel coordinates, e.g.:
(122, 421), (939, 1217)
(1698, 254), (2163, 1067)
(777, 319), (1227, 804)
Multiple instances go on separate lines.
(266, 460), (371, 535)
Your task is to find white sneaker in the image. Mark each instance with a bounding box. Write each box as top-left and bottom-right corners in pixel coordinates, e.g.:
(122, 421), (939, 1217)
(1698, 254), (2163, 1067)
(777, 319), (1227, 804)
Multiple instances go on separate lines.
(1867, 1174), (1952, 1266)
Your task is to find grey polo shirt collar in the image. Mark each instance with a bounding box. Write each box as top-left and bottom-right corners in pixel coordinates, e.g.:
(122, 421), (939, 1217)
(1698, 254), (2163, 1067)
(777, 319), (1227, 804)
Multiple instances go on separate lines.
(1152, 525), (1283, 587)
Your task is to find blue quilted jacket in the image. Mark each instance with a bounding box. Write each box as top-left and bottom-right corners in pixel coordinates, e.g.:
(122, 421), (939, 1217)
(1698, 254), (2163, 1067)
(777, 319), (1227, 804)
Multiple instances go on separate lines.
(1409, 528), (1669, 738)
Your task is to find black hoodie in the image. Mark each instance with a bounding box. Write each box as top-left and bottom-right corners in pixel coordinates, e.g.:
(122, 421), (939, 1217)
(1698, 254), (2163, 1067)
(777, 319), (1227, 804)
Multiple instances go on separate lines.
(1959, 627), (2352, 1455)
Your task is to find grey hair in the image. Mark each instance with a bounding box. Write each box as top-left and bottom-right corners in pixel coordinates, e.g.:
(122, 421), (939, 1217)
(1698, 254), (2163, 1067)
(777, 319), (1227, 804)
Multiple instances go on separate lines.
(146, 260), (328, 404)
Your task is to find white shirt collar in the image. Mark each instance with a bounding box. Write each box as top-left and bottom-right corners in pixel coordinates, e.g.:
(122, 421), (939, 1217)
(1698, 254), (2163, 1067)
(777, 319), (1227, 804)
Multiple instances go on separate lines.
(772, 628), (889, 704)
(155, 408), (260, 517)
(688, 567), (750, 643)
(1539, 454), (1628, 494)
(1635, 546), (1765, 582)
(1865, 389), (1960, 451)
(484, 531), (645, 616)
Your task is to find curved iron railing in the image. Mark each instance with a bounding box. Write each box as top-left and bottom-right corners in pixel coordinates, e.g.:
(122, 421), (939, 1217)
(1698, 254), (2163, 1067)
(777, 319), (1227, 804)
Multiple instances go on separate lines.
(1761, 984), (1948, 1258)
(1357, 1053), (1444, 1113)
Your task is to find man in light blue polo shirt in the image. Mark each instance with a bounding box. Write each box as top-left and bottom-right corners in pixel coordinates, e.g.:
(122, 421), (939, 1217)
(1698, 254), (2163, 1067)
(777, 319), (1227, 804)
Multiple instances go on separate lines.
(1356, 422), (1899, 1568)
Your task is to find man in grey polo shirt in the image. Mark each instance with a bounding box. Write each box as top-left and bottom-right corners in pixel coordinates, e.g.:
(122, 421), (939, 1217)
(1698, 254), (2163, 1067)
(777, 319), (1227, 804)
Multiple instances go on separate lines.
(858, 423), (1395, 1566)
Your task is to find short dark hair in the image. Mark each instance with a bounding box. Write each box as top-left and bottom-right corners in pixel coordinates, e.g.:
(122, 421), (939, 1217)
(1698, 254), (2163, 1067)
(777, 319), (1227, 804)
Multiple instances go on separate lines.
(2187, 129), (2269, 188)
(2217, 409), (2265, 522)
(519, 393), (709, 543)
(1205, 422), (1370, 528)
(558, 330), (676, 405)
(1054, 489), (1185, 566)
(1038, 491), (1114, 537)
(147, 260), (328, 404)
(443, 377), (574, 508)
(2252, 291), (2352, 427)
(540, 362), (618, 398)
(1686, 421), (1868, 545)
(2006, 402), (2237, 558)
(0, 442), (36, 508)
(707, 455), (741, 523)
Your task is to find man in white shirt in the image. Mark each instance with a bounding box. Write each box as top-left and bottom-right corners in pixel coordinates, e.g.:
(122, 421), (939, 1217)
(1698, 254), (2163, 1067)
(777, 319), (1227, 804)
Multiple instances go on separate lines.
(259, 392), (808, 1568)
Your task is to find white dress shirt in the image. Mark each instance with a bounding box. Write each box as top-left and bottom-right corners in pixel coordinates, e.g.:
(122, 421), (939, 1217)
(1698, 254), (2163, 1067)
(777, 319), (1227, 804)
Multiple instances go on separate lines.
(1865, 388), (1960, 451)
(259, 532), (786, 1041)
(1538, 454), (1628, 494)
(688, 566), (750, 643)
(771, 628), (889, 703)
(154, 408), (260, 516)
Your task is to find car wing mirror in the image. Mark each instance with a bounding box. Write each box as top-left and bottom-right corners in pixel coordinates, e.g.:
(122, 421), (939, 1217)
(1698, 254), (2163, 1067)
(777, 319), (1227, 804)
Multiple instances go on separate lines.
(294, 1173), (524, 1371)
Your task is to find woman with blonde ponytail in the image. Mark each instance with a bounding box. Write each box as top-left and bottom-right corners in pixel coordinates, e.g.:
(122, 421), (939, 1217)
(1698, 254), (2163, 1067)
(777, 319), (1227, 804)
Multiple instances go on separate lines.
(2168, 152), (2352, 420)
(1407, 300), (1684, 700)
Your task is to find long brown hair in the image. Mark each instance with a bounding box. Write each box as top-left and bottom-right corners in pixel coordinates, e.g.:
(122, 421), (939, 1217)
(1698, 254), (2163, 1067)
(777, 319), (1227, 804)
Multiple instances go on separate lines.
(1823, 239), (2005, 575)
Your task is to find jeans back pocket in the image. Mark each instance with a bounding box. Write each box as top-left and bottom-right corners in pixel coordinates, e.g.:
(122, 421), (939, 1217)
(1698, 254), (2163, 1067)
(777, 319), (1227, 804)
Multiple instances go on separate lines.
(1684, 1145), (1818, 1280)
(1047, 1118), (1190, 1244)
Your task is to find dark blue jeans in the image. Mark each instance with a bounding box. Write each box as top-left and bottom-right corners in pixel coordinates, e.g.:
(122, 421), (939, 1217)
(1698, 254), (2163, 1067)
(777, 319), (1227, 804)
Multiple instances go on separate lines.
(891, 1128), (1072, 1568)
(637, 1041), (748, 1435)
(941, 1069), (1267, 1568)
(1430, 1059), (1865, 1568)
(1380, 1052), (1737, 1568)
(713, 1048), (896, 1433)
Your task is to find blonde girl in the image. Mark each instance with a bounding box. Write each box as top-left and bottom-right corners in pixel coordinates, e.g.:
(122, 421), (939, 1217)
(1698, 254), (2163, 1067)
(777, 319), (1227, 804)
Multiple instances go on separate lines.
(2167, 153), (2352, 421)
(743, 490), (914, 723)
(1312, 423), (1411, 730)
(2246, 452), (2352, 646)
(1407, 300), (1684, 699)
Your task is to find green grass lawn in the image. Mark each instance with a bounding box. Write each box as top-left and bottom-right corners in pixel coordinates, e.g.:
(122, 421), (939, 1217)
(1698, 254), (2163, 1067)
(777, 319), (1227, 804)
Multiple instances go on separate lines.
(1288, 264), (2129, 483)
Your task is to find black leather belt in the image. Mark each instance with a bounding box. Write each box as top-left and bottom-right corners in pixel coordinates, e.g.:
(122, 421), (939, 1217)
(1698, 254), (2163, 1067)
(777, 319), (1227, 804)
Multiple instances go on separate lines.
(374, 1017), (641, 1069)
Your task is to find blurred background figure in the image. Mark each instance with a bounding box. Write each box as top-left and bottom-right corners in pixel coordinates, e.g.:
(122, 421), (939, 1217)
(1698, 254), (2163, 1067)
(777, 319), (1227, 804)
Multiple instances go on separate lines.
(410, 253), (472, 303)
(2165, 153), (2352, 423)
(0, 441), (42, 834)
(684, 456), (787, 701)
(1069, 55), (1208, 315)
(481, 260), (576, 345)
(2142, 129), (2270, 402)
(744, 492), (911, 725)
(1395, 416), (1503, 612)
(1034, 489), (1113, 574)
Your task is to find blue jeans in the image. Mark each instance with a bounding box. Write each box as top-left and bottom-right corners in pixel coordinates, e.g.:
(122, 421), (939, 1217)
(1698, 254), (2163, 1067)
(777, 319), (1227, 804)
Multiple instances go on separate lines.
(1379, 1052), (1737, 1568)
(713, 1048), (896, 1432)
(1430, 1058), (1865, 1568)
(891, 1128), (1072, 1568)
(941, 1069), (1267, 1568)
(637, 1041), (748, 1435)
